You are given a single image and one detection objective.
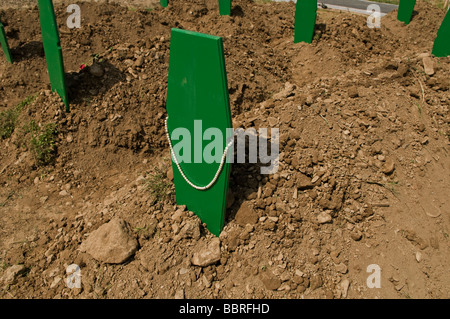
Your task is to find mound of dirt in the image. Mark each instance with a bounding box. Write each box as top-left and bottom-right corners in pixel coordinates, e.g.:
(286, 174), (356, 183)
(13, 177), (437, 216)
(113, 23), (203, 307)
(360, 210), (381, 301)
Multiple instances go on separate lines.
(0, 0), (449, 299)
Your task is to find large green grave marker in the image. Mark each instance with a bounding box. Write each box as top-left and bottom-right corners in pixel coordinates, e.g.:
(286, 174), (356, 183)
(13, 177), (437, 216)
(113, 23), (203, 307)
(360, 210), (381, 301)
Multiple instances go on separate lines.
(38, 0), (69, 112)
(294, 0), (317, 44)
(161, 0), (168, 8)
(0, 22), (13, 63)
(219, 0), (231, 16)
(397, 0), (416, 25)
(432, 8), (450, 57)
(166, 28), (232, 237)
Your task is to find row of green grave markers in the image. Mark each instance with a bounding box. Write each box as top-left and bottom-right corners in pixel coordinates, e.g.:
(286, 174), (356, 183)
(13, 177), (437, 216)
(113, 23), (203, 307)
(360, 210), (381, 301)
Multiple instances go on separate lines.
(1, 1), (449, 100)
(396, 0), (450, 57)
(160, 0), (450, 237)
(0, 0), (70, 111)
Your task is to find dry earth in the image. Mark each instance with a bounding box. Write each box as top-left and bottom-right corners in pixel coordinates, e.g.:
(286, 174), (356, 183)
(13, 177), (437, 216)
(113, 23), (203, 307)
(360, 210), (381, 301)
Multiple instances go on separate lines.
(0, 0), (449, 299)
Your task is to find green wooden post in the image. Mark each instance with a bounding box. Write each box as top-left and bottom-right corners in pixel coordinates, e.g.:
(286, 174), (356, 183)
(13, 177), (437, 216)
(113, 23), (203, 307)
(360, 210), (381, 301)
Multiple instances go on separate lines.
(161, 0), (168, 8)
(38, 0), (69, 112)
(432, 9), (450, 57)
(0, 22), (13, 63)
(166, 28), (232, 237)
(294, 0), (317, 44)
(397, 0), (416, 25)
(219, 0), (231, 16)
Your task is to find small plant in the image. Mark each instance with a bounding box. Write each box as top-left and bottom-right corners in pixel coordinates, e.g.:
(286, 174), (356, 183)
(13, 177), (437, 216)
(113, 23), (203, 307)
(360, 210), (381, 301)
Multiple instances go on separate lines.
(145, 165), (173, 208)
(0, 95), (36, 139)
(416, 102), (422, 115)
(0, 191), (15, 207)
(30, 123), (58, 166)
(91, 53), (103, 63)
(0, 107), (20, 139)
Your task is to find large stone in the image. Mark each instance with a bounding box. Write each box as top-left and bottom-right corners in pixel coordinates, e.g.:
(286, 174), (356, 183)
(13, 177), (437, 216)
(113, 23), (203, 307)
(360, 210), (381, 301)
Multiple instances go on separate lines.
(273, 82), (296, 100)
(174, 219), (201, 242)
(297, 173), (313, 190)
(191, 238), (221, 267)
(2, 264), (26, 285)
(422, 56), (434, 76)
(235, 202), (258, 226)
(317, 211), (332, 224)
(80, 217), (138, 264)
(260, 270), (281, 290)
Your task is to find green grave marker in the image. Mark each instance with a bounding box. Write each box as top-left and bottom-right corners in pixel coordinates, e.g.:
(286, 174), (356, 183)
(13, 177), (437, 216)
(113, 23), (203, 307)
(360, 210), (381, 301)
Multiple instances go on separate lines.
(432, 8), (450, 57)
(0, 22), (13, 63)
(294, 0), (317, 44)
(161, 0), (168, 8)
(165, 28), (232, 237)
(219, 0), (231, 16)
(38, 0), (69, 112)
(397, 0), (416, 25)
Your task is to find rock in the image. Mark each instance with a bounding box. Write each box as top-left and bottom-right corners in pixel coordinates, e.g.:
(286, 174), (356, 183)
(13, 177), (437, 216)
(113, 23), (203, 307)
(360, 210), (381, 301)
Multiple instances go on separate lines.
(351, 230), (363, 241)
(310, 274), (323, 290)
(381, 158), (395, 174)
(59, 190), (70, 196)
(191, 238), (221, 267)
(297, 173), (313, 190)
(336, 263), (348, 274)
(260, 271), (281, 290)
(235, 202), (258, 226)
(79, 217), (138, 264)
(135, 56), (144, 68)
(89, 63), (104, 77)
(317, 211), (332, 224)
(50, 276), (62, 289)
(202, 274), (212, 288)
(172, 209), (185, 223)
(340, 279), (350, 298)
(415, 251), (422, 263)
(273, 82), (296, 100)
(175, 219), (201, 241)
(277, 283), (291, 291)
(418, 52), (430, 59)
(348, 86), (359, 98)
(280, 271), (291, 282)
(422, 56), (434, 76)
(2, 264), (26, 285)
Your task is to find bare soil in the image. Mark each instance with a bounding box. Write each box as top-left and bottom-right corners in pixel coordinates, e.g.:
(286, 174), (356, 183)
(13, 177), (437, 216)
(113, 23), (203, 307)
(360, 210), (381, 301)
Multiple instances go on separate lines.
(0, 0), (449, 299)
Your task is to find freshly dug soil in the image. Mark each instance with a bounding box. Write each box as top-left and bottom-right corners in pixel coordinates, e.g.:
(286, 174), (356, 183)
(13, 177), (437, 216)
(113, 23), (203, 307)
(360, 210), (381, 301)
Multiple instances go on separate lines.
(0, 0), (449, 299)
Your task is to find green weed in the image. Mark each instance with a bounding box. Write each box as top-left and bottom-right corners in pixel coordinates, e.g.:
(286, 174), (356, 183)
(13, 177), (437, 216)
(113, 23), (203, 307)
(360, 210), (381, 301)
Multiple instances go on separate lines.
(30, 123), (58, 166)
(145, 165), (173, 208)
(0, 95), (36, 139)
